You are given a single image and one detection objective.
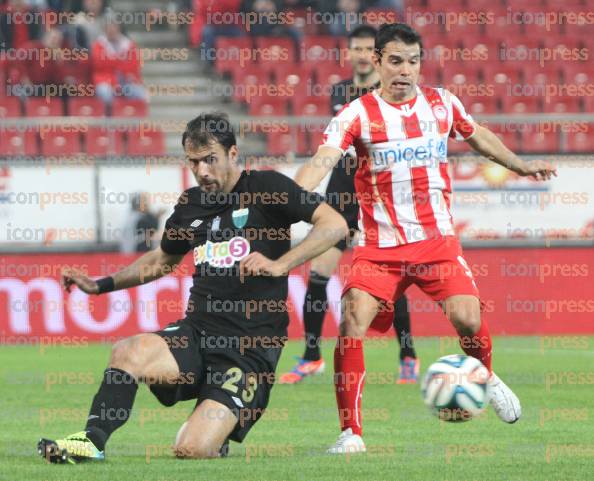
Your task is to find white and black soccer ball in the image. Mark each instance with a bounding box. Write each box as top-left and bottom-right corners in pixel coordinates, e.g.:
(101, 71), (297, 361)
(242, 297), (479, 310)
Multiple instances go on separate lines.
(421, 354), (489, 422)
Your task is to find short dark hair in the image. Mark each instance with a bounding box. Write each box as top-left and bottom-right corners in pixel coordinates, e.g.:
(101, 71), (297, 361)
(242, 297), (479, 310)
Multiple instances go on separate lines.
(375, 23), (423, 60)
(348, 25), (377, 46)
(182, 112), (236, 152)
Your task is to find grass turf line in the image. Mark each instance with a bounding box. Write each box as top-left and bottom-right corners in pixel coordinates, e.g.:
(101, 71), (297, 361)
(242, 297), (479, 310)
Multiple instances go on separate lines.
(0, 336), (592, 481)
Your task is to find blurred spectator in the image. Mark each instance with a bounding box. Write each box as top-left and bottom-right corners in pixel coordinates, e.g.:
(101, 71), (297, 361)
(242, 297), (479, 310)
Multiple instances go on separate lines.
(69, 0), (108, 49)
(0, 0), (42, 49)
(9, 26), (85, 96)
(328, 0), (362, 37)
(243, 0), (300, 43)
(91, 15), (146, 106)
(198, 0), (243, 64)
(119, 193), (166, 254)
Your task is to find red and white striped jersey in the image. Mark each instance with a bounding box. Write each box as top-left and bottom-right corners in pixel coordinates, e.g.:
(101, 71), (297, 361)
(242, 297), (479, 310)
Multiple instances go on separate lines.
(321, 86), (476, 248)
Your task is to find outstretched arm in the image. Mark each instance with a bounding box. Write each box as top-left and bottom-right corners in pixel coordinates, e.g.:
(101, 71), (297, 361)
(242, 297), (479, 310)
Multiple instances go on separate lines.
(294, 145), (344, 191)
(466, 124), (557, 180)
(62, 247), (185, 294)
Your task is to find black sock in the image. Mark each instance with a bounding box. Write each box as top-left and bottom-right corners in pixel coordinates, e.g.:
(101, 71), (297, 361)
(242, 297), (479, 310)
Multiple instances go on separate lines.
(393, 295), (416, 360)
(84, 368), (138, 451)
(302, 271), (330, 361)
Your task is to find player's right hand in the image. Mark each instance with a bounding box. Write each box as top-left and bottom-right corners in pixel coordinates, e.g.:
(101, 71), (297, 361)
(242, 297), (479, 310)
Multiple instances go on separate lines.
(61, 269), (100, 294)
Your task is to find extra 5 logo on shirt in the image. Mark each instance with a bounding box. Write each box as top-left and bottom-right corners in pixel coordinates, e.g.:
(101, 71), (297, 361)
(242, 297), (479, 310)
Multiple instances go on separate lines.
(193, 236), (250, 267)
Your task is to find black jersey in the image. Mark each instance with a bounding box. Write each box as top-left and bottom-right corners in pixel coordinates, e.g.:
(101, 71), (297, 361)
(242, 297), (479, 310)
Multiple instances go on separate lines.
(160, 170), (323, 338)
(330, 78), (380, 114)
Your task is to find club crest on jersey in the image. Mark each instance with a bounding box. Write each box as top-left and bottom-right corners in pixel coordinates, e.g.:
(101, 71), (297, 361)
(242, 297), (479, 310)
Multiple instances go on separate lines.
(231, 208), (249, 228)
(432, 105), (447, 120)
(211, 216), (221, 232)
(193, 236), (250, 267)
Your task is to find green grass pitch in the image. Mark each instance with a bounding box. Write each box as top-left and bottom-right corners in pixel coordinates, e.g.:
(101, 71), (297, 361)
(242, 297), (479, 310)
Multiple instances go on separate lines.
(1, 336), (593, 481)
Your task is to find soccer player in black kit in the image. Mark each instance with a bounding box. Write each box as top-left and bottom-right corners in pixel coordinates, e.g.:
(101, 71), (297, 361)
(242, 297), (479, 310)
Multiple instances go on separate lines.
(279, 25), (420, 385)
(37, 113), (348, 463)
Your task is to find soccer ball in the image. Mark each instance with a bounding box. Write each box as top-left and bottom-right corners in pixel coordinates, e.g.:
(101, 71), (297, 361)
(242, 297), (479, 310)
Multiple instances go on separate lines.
(421, 354), (489, 422)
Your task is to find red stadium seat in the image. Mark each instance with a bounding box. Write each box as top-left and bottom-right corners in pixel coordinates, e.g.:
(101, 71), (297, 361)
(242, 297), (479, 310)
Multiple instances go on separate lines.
(292, 96), (330, 116)
(233, 71), (271, 103)
(112, 99), (148, 117)
(488, 124), (520, 151)
(40, 129), (81, 156)
(520, 130), (560, 154)
(266, 127), (304, 156)
(308, 126), (326, 156)
(542, 97), (582, 113)
(67, 97), (106, 117)
(248, 95), (288, 116)
(214, 37), (254, 75)
(254, 37), (296, 63)
(0, 97), (21, 117)
(467, 97), (499, 115)
(0, 128), (38, 156)
(300, 36), (338, 63)
(25, 97), (64, 117)
(562, 63), (589, 85)
(522, 63), (560, 85)
(127, 128), (165, 156)
(85, 128), (125, 156)
(502, 96), (542, 114)
(565, 125), (593, 153)
(316, 63), (351, 87)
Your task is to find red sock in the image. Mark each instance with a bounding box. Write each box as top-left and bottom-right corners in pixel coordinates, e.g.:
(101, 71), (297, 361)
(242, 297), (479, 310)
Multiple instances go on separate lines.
(334, 336), (365, 436)
(459, 318), (492, 373)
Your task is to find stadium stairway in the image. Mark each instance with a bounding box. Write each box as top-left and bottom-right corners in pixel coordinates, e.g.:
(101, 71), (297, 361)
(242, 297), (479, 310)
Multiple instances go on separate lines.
(112, 0), (266, 156)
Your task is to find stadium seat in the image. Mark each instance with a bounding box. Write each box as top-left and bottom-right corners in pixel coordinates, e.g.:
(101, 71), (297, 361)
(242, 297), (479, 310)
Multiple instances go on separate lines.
(267, 127), (299, 156)
(248, 95), (288, 116)
(522, 63), (560, 85)
(542, 97), (582, 113)
(233, 71), (271, 103)
(562, 63), (589, 85)
(292, 96), (330, 116)
(316, 63), (351, 88)
(67, 97), (106, 117)
(40, 129), (82, 156)
(501, 96), (542, 114)
(112, 99), (148, 117)
(299, 36), (338, 63)
(126, 128), (165, 156)
(565, 125), (593, 153)
(254, 37), (296, 63)
(0, 128), (38, 156)
(308, 127), (326, 156)
(520, 130), (560, 154)
(85, 128), (125, 156)
(214, 37), (253, 75)
(0, 97), (21, 117)
(467, 97), (499, 115)
(25, 97), (64, 117)
(488, 124), (520, 151)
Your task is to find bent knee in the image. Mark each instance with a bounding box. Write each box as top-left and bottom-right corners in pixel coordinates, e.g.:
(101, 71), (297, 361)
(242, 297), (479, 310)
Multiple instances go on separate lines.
(109, 334), (158, 373)
(174, 441), (221, 459)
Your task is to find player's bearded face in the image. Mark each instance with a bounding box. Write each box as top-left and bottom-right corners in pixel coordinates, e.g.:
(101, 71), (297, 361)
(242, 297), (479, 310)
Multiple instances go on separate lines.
(374, 40), (421, 102)
(185, 142), (237, 193)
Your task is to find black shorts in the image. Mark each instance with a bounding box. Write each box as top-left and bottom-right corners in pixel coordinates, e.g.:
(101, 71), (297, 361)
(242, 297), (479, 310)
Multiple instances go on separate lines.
(325, 156), (358, 251)
(150, 319), (282, 443)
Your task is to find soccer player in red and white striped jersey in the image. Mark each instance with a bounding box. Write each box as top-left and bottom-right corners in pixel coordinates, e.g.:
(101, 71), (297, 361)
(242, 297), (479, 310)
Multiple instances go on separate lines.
(295, 23), (556, 454)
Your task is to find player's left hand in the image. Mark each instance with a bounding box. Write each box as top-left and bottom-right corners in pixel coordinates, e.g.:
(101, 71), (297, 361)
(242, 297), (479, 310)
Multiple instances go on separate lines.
(520, 160), (557, 181)
(239, 252), (288, 282)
